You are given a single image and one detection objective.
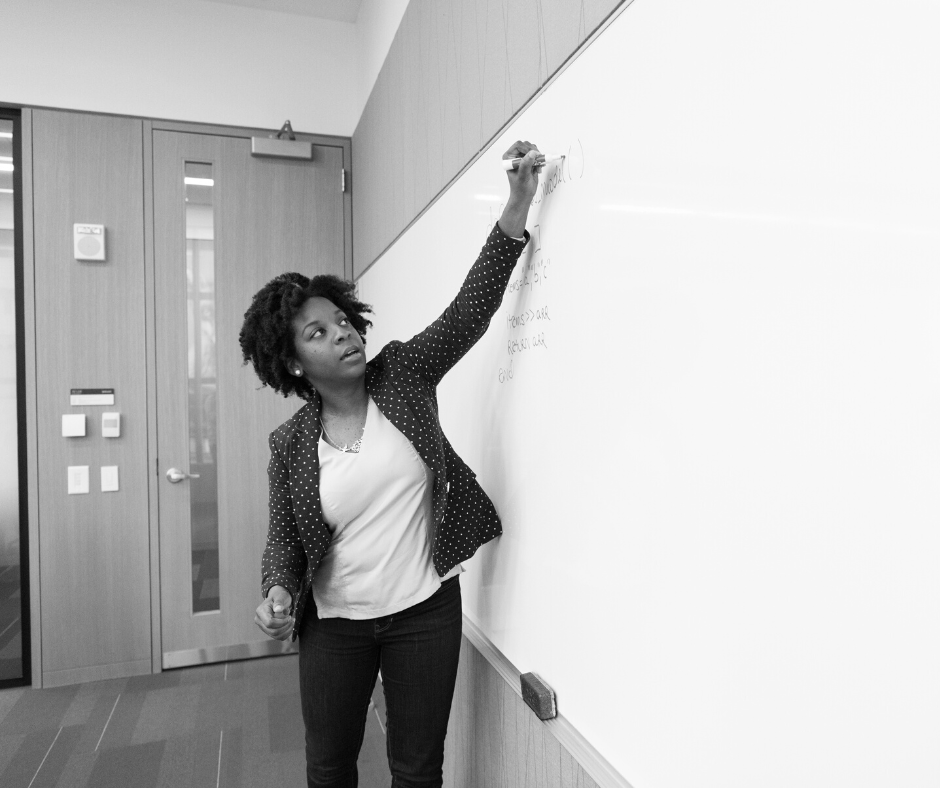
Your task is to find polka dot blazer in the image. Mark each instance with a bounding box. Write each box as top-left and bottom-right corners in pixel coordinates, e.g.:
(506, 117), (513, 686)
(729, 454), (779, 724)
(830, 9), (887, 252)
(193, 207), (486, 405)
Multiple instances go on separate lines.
(262, 224), (529, 639)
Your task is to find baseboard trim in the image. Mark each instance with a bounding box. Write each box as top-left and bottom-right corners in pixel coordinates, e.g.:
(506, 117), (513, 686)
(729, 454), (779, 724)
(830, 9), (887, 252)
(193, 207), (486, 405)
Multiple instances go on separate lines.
(163, 638), (298, 669)
(42, 658), (152, 688)
(462, 615), (634, 788)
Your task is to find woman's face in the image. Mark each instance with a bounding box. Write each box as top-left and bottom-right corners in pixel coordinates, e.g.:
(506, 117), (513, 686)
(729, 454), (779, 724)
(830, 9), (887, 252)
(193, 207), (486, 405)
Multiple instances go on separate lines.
(289, 296), (366, 386)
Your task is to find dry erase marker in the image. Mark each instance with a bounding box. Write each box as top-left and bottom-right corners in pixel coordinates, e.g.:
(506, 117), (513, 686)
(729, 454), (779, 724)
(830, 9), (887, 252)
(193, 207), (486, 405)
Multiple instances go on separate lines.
(501, 153), (565, 171)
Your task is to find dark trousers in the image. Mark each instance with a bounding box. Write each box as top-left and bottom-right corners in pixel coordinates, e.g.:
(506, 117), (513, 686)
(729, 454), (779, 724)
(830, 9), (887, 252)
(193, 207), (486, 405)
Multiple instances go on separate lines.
(298, 576), (463, 788)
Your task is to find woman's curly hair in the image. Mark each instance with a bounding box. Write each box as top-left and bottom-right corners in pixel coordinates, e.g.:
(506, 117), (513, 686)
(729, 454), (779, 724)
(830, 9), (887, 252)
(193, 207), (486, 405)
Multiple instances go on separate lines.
(239, 272), (373, 399)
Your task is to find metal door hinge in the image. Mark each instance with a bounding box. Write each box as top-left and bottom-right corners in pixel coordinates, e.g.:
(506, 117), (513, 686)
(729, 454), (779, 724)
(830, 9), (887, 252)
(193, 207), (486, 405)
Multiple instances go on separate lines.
(341, 169), (346, 193)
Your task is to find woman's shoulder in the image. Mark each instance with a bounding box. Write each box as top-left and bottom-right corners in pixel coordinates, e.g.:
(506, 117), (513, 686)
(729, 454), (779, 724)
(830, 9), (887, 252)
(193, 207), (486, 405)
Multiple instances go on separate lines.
(269, 400), (317, 448)
(365, 340), (404, 377)
(367, 339), (437, 395)
(375, 339), (404, 358)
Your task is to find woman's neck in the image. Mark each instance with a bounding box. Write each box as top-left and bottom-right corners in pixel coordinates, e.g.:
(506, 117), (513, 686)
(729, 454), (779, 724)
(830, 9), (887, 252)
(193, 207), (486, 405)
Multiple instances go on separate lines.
(317, 378), (368, 419)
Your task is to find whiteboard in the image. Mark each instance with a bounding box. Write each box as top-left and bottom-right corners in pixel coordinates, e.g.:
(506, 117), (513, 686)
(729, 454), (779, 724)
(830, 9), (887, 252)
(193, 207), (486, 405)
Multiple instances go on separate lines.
(357, 1), (940, 785)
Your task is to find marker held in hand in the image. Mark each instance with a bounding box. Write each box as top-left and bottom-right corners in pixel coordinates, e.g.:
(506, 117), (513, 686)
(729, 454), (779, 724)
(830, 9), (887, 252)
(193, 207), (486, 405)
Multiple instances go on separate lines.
(501, 153), (564, 171)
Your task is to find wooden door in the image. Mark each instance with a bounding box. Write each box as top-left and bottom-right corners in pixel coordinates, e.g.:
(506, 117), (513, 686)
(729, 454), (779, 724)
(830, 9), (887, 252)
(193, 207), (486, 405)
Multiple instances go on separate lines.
(152, 129), (346, 668)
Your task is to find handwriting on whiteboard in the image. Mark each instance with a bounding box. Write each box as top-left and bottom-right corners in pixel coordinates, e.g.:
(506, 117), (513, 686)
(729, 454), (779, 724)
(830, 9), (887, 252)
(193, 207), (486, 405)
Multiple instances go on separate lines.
(498, 358), (514, 383)
(495, 139), (585, 383)
(499, 248), (551, 382)
(506, 305), (551, 329)
(530, 138), (585, 208)
(507, 333), (549, 354)
(506, 256), (551, 294)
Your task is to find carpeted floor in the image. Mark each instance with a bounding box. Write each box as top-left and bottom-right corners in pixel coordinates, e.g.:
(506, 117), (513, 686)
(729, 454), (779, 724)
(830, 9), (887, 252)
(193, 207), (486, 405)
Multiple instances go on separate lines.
(0, 654), (390, 787)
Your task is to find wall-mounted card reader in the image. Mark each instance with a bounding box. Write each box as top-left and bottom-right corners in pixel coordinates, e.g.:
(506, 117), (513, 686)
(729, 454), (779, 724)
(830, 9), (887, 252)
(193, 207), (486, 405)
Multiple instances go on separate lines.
(74, 224), (106, 261)
(102, 412), (121, 437)
(62, 413), (86, 437)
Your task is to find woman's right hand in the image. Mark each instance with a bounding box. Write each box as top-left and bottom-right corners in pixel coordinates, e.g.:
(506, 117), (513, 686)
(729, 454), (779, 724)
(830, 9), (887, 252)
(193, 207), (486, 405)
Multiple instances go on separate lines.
(503, 140), (542, 205)
(498, 140), (541, 238)
(255, 585), (294, 641)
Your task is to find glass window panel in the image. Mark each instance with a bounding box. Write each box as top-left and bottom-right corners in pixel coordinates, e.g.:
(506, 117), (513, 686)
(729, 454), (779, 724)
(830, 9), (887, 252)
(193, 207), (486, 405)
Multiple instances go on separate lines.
(0, 117), (24, 681)
(185, 162), (219, 615)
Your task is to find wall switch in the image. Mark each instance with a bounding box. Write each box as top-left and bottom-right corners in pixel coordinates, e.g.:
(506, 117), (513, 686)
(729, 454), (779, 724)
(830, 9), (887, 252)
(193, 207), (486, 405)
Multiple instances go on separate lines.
(62, 414), (86, 437)
(101, 465), (119, 492)
(68, 465), (90, 495)
(102, 412), (121, 437)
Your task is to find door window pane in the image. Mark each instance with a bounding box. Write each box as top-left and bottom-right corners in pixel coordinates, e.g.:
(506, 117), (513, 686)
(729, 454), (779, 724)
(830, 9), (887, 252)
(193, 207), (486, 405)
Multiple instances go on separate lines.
(185, 162), (219, 614)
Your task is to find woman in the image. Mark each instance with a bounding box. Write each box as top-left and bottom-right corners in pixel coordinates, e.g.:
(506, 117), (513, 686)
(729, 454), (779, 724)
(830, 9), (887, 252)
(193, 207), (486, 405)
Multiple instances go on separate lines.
(240, 141), (541, 788)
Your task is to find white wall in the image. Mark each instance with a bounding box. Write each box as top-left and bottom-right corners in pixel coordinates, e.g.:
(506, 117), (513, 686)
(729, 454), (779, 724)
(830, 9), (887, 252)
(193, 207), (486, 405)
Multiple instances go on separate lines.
(3, 0), (408, 135)
(355, 0), (410, 119)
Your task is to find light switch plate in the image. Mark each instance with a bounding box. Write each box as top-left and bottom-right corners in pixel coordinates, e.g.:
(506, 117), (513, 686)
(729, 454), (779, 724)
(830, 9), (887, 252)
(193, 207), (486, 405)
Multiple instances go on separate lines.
(101, 465), (119, 492)
(68, 465), (90, 495)
(62, 413), (86, 437)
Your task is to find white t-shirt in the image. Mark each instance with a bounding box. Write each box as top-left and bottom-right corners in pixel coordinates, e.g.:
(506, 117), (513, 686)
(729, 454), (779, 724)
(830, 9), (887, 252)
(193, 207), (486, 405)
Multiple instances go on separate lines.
(312, 396), (461, 619)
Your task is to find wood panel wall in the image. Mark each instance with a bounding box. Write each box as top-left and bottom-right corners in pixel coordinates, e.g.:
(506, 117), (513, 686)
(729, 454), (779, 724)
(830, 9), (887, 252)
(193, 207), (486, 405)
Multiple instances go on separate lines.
(350, 0), (627, 275)
(445, 635), (601, 788)
(31, 110), (152, 686)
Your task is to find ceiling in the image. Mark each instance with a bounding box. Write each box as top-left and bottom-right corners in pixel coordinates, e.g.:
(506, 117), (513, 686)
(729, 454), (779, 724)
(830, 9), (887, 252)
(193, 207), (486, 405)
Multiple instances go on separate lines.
(200, 0), (363, 23)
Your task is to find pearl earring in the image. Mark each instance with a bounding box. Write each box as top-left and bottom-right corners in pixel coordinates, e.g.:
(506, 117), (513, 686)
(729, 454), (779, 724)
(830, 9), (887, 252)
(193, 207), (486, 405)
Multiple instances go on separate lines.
(293, 369), (302, 376)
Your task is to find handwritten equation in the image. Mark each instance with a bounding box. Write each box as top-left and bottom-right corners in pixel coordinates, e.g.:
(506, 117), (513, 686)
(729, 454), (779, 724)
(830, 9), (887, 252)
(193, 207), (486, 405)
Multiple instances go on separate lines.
(506, 255), (551, 295)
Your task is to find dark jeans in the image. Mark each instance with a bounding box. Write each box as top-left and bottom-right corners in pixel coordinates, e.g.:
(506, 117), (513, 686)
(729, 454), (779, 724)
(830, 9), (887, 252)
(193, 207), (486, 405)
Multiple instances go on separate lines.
(298, 576), (463, 788)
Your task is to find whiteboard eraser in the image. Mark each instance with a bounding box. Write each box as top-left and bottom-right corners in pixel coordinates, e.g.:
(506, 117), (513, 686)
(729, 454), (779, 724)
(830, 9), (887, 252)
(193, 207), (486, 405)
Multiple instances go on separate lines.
(521, 672), (556, 720)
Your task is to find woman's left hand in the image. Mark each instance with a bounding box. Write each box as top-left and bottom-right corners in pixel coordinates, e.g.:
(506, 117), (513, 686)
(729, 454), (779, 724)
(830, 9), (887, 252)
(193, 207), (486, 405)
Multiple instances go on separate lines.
(255, 585), (294, 641)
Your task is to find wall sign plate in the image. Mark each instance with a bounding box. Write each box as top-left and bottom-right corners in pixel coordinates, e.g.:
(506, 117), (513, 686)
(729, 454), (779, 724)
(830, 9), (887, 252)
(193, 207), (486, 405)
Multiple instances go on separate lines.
(70, 388), (115, 406)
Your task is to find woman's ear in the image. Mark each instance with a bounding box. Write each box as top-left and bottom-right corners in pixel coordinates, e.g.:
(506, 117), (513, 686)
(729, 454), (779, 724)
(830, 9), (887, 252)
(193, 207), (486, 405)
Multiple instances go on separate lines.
(287, 360), (304, 377)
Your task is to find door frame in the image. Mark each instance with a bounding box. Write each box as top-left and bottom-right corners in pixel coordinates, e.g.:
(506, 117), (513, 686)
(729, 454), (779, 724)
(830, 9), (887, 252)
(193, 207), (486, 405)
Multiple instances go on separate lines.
(143, 119), (352, 673)
(7, 105), (43, 689)
(0, 105), (34, 689)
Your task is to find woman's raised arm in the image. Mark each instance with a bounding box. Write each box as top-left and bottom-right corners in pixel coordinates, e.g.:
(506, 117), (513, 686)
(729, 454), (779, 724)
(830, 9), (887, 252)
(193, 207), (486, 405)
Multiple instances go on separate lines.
(394, 142), (542, 387)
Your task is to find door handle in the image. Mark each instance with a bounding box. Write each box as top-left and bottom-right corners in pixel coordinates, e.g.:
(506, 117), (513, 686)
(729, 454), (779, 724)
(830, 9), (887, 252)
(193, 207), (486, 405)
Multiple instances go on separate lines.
(166, 467), (201, 484)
